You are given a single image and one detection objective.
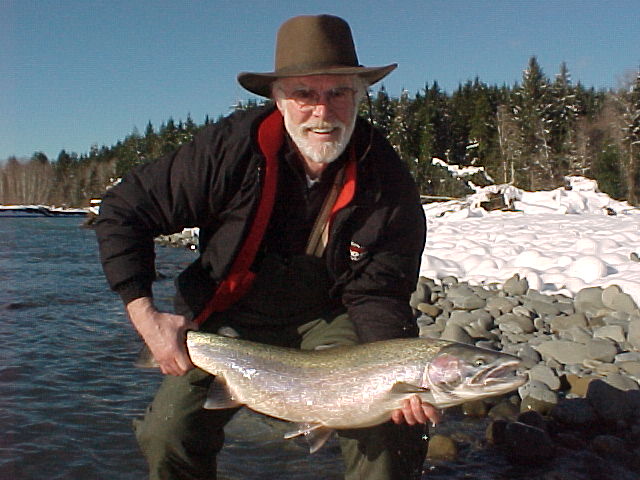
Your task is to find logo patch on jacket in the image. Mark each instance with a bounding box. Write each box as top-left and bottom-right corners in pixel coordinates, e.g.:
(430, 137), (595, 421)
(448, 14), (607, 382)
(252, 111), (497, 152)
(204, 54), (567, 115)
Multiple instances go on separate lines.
(349, 242), (367, 262)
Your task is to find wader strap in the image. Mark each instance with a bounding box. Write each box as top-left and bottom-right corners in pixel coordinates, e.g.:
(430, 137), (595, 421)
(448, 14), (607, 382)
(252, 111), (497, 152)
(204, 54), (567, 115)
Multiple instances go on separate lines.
(193, 110), (283, 325)
(305, 147), (357, 258)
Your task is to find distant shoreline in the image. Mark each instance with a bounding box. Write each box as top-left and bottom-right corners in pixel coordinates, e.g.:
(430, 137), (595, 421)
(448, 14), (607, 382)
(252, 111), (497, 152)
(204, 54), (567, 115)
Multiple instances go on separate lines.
(0, 205), (88, 217)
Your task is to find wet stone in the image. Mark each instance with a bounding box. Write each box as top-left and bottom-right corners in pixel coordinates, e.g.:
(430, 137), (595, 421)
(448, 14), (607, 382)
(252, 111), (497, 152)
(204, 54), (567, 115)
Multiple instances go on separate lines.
(551, 397), (597, 427)
(517, 410), (547, 430)
(426, 434), (458, 462)
(504, 421), (554, 465)
(587, 379), (632, 422)
(485, 419), (508, 445)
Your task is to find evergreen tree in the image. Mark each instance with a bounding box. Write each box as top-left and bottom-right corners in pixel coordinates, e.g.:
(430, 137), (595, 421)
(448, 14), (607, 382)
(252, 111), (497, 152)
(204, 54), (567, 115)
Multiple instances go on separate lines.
(513, 57), (556, 190)
(550, 62), (580, 175)
(620, 70), (640, 204)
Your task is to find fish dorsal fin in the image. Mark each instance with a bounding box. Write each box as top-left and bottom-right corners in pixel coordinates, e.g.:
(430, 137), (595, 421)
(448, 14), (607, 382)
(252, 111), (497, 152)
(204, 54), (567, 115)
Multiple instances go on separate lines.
(284, 423), (334, 454)
(390, 382), (437, 404)
(203, 376), (243, 409)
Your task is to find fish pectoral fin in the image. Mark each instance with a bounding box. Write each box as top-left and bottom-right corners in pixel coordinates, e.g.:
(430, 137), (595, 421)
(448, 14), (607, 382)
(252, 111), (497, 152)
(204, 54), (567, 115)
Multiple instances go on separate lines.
(390, 382), (428, 394)
(284, 423), (334, 454)
(390, 382), (437, 404)
(134, 345), (159, 369)
(203, 376), (243, 409)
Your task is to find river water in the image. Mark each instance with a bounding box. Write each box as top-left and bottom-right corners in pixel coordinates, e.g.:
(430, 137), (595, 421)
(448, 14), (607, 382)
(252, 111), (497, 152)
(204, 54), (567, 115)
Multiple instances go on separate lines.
(1, 218), (619, 479)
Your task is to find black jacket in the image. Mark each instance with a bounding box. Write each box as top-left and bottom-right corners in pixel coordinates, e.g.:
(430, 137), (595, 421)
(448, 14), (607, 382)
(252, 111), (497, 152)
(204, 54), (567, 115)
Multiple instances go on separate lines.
(96, 106), (426, 342)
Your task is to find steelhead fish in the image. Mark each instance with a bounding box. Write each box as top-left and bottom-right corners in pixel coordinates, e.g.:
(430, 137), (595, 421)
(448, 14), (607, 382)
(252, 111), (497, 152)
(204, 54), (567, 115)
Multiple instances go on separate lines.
(186, 331), (526, 453)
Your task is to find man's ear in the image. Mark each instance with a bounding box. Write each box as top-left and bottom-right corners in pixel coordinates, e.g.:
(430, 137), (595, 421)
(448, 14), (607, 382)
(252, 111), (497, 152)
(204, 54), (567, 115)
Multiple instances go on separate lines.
(274, 97), (285, 114)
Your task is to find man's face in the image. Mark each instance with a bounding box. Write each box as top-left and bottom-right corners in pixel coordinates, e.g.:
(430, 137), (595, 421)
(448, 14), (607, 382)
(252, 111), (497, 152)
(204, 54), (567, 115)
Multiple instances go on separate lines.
(274, 75), (360, 166)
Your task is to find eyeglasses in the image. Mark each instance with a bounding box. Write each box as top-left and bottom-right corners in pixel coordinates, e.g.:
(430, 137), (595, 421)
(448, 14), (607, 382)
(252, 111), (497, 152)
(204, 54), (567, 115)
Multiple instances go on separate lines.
(279, 86), (357, 110)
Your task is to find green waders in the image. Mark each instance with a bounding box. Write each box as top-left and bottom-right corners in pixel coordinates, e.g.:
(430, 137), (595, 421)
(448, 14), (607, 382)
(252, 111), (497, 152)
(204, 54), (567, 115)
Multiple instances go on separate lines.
(134, 255), (428, 480)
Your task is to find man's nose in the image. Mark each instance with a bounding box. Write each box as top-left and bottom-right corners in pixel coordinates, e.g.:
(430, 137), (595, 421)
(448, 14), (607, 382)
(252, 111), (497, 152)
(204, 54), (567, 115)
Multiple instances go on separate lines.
(310, 100), (331, 118)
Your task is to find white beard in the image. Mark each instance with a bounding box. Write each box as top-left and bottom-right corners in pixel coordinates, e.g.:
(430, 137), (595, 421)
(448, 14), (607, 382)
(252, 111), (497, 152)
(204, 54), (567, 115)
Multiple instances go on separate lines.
(283, 111), (357, 165)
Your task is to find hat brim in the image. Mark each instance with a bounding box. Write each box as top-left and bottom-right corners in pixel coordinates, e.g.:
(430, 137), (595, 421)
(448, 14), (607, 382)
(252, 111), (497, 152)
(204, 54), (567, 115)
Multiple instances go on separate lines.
(237, 63), (397, 98)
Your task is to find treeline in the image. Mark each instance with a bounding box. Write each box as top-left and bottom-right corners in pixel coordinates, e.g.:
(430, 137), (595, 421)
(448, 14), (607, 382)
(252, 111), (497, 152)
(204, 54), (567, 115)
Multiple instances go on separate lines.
(1, 57), (639, 207)
(368, 58), (640, 204)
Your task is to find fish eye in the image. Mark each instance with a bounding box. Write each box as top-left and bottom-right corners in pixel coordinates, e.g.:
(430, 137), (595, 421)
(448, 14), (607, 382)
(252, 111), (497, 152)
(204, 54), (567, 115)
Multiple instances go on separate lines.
(474, 358), (486, 367)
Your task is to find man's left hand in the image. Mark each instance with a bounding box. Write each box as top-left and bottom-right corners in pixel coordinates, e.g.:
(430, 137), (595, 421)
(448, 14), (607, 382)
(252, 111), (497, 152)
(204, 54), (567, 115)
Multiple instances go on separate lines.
(390, 395), (441, 426)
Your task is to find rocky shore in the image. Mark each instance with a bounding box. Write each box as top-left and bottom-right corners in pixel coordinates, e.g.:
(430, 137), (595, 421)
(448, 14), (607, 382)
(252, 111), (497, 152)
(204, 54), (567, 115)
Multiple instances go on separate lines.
(412, 275), (640, 478)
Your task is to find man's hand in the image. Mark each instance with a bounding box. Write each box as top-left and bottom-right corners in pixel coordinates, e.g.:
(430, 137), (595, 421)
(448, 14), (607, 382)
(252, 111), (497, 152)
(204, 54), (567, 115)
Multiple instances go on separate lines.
(390, 395), (441, 426)
(126, 297), (198, 376)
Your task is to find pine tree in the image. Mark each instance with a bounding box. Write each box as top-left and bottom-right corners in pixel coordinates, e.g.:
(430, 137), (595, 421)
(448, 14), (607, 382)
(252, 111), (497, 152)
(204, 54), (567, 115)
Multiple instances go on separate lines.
(620, 70), (640, 204)
(550, 62), (580, 175)
(513, 57), (556, 190)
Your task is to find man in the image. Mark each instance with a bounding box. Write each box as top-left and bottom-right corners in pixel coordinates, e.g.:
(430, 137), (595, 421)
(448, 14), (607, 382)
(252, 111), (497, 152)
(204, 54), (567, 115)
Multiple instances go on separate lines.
(96, 14), (438, 480)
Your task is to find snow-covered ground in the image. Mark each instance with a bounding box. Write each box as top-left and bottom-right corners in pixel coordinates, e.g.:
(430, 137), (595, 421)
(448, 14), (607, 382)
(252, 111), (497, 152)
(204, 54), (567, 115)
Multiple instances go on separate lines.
(421, 176), (640, 307)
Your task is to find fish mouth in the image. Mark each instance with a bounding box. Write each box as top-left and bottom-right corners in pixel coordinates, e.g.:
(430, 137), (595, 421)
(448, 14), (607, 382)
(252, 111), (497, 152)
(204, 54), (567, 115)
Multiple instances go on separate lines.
(470, 360), (523, 386)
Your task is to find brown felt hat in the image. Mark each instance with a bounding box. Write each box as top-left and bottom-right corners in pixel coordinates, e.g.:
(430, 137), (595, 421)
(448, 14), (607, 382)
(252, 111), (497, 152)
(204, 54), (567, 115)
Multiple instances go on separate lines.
(237, 15), (397, 97)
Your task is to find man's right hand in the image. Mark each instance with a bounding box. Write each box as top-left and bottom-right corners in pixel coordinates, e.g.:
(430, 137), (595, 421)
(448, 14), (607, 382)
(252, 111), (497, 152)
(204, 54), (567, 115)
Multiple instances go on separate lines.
(126, 297), (198, 376)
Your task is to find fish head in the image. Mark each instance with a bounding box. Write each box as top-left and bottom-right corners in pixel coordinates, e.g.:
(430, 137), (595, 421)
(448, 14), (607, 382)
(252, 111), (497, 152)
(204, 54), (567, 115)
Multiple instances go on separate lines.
(422, 343), (527, 407)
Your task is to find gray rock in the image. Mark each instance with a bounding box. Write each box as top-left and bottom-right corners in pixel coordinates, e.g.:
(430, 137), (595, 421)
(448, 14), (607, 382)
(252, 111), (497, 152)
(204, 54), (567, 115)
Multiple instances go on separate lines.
(440, 323), (473, 344)
(619, 361), (640, 381)
(513, 344), (541, 368)
(464, 323), (498, 340)
(446, 285), (475, 298)
(602, 373), (639, 391)
(586, 338), (618, 363)
(417, 303), (442, 318)
(441, 276), (458, 287)
(469, 309), (493, 327)
(524, 299), (561, 316)
(410, 280), (431, 309)
(615, 351), (640, 363)
(602, 284), (638, 314)
(574, 286), (605, 313)
(485, 296), (516, 314)
(495, 313), (535, 334)
(593, 325), (626, 344)
(448, 310), (475, 326)
(558, 326), (593, 344)
(533, 340), (588, 365)
(503, 274), (529, 296)
(419, 324), (444, 339)
(518, 380), (558, 406)
(512, 305), (534, 319)
(549, 313), (588, 333)
(452, 294), (487, 310)
(529, 364), (561, 390)
(628, 318), (640, 350)
(631, 252), (640, 262)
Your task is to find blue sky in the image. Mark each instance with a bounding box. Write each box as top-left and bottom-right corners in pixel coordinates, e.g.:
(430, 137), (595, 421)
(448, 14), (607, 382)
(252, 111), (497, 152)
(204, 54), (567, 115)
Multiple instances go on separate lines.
(3, 0), (639, 161)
